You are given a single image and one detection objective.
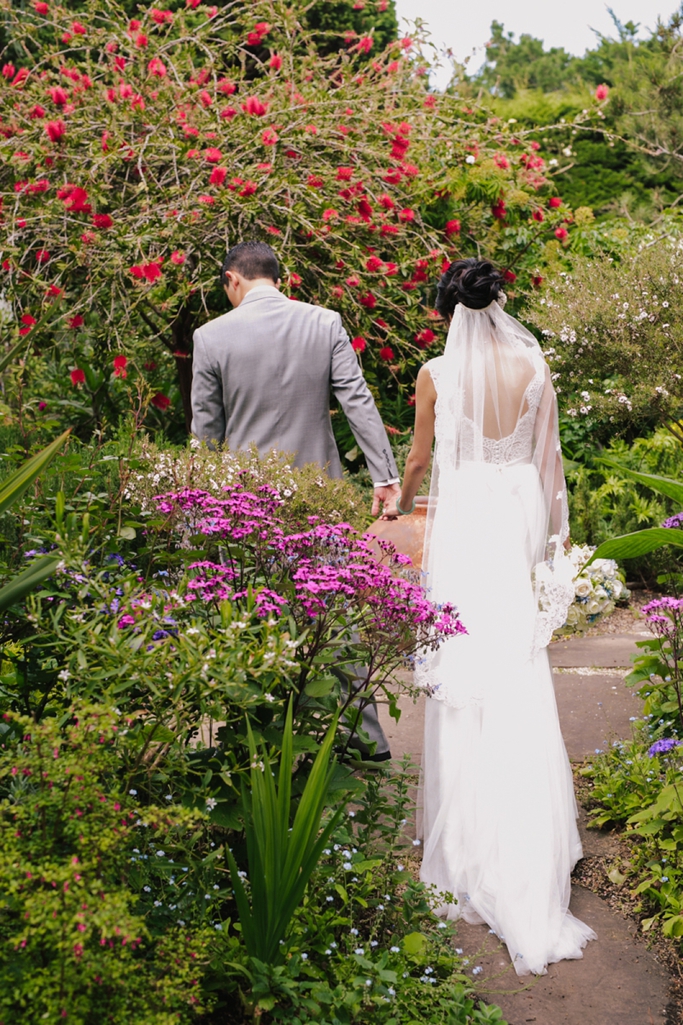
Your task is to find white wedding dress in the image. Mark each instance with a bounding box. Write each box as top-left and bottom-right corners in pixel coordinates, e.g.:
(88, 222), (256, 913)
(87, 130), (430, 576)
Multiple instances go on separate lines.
(416, 300), (596, 976)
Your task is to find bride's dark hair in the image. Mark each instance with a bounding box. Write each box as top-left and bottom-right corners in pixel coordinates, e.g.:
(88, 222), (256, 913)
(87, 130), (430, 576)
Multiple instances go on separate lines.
(435, 258), (505, 318)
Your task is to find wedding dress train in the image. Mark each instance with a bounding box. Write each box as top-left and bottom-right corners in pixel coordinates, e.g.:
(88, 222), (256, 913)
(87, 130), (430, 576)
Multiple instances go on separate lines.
(416, 301), (596, 976)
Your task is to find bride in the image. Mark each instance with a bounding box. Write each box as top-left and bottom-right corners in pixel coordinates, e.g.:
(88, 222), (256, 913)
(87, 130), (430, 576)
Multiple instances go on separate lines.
(385, 259), (596, 975)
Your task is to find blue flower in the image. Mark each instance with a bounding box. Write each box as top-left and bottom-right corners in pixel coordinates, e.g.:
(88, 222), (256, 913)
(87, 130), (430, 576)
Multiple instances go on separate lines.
(648, 738), (681, 757)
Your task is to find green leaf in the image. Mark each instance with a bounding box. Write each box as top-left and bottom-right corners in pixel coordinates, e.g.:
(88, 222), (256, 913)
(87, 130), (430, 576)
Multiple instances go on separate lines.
(0, 429), (71, 518)
(600, 459), (683, 506)
(586, 527), (683, 564)
(304, 677), (336, 698)
(0, 555), (61, 613)
(0, 337), (29, 376)
(402, 932), (427, 955)
(118, 525), (136, 540)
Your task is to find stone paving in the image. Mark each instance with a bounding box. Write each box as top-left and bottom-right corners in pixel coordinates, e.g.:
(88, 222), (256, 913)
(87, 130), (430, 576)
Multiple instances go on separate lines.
(377, 628), (672, 1025)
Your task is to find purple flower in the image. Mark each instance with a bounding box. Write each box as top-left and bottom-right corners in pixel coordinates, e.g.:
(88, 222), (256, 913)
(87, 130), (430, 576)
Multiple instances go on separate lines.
(648, 738), (681, 757)
(662, 512), (683, 530)
(117, 614), (136, 629)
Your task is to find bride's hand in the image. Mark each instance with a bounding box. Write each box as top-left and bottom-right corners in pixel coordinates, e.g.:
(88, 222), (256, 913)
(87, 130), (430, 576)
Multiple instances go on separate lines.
(563, 537), (572, 552)
(380, 495), (399, 520)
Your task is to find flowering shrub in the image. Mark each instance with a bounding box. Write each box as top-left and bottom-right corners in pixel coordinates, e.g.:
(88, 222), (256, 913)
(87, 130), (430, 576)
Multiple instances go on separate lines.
(0, 705), (214, 1024)
(552, 544), (629, 638)
(0, 0), (581, 437)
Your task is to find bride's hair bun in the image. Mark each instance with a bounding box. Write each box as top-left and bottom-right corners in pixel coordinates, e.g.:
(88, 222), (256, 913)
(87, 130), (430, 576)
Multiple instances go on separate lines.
(435, 258), (505, 318)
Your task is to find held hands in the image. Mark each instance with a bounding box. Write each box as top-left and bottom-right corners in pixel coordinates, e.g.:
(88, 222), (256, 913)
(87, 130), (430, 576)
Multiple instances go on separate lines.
(372, 482), (401, 520)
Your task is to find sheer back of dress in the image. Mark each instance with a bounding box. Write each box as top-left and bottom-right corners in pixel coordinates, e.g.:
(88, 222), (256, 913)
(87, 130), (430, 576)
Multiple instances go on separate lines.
(422, 300), (573, 652)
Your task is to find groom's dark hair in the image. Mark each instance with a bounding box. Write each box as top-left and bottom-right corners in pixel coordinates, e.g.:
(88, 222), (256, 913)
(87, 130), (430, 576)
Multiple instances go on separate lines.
(221, 241), (280, 284)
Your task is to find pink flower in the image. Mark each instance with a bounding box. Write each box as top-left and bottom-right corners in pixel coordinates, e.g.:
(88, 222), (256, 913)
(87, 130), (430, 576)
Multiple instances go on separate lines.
(548, 196), (562, 209)
(289, 273), (302, 289)
(113, 354), (127, 378)
(493, 153), (510, 170)
(445, 219), (460, 236)
(322, 209), (339, 222)
(150, 7), (173, 24)
(130, 261), (163, 282)
(269, 54), (282, 70)
(220, 106), (237, 119)
(261, 128), (278, 146)
(217, 78), (236, 94)
(241, 96), (268, 116)
(351, 336), (366, 352)
(365, 256), (384, 272)
(135, 33), (148, 48)
(336, 167), (354, 181)
(345, 275), (360, 287)
(379, 345), (395, 361)
(209, 166), (227, 186)
(45, 120), (66, 142)
(198, 194), (215, 204)
(70, 368), (85, 386)
(34, 2), (49, 12)
(199, 90), (212, 108)
(29, 104), (46, 118)
(57, 185), (91, 213)
(398, 208), (415, 222)
(48, 86), (68, 106)
(595, 83), (609, 101)
(359, 292), (376, 309)
(204, 147), (222, 163)
(71, 21), (86, 35)
(92, 213), (113, 229)
(148, 57), (167, 77)
(170, 250), (186, 265)
(554, 226), (568, 241)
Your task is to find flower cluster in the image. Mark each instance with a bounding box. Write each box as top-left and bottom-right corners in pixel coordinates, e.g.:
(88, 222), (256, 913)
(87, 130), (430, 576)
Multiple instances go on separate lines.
(641, 596), (683, 643)
(554, 544), (629, 637)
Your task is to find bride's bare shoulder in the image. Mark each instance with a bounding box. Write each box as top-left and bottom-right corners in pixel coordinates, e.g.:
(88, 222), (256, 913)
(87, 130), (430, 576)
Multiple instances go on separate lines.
(417, 361), (439, 399)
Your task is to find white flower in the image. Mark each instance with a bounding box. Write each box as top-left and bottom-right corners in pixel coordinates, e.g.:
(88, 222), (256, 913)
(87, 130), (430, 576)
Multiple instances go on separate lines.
(465, 154), (476, 164)
(574, 579), (591, 598)
(206, 797), (217, 811)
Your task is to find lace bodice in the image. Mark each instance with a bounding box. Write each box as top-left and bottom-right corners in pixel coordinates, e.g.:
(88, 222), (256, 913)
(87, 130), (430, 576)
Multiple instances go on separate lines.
(426, 355), (546, 466)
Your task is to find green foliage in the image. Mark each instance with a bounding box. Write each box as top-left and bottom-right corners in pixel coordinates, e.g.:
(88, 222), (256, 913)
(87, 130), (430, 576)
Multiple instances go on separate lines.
(0, 704), (213, 1024)
(226, 704), (347, 964)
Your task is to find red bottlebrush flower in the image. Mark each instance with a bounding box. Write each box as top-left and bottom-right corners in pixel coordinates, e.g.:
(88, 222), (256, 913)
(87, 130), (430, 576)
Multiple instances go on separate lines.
(217, 78), (236, 95)
(424, 94), (436, 108)
(258, 162), (272, 172)
(380, 224), (399, 236)
(92, 213), (113, 229)
(261, 128), (278, 146)
(34, 2), (49, 13)
(70, 368), (86, 386)
(38, 401), (47, 411)
(35, 250), (50, 264)
(246, 21), (271, 46)
(289, 273), (302, 289)
(45, 120), (66, 142)
(307, 175), (324, 188)
(114, 56), (127, 72)
(71, 21), (86, 35)
(11, 68), (28, 88)
(365, 256), (384, 272)
(359, 292), (376, 309)
(150, 8), (173, 24)
(401, 36), (413, 49)
(46, 284), (62, 296)
(105, 41), (118, 53)
(28, 180), (49, 194)
(548, 196), (562, 209)
(199, 90), (212, 108)
(530, 141), (541, 151)
(445, 219), (461, 236)
(130, 261), (163, 282)
(345, 275), (360, 287)
(532, 275), (543, 287)
(220, 106), (237, 120)
(29, 104), (46, 118)
(101, 131), (110, 152)
(491, 200), (506, 220)
(186, 0), (201, 7)
(331, 285), (344, 298)
(336, 167), (354, 181)
(493, 153), (510, 170)
(148, 57), (167, 77)
(383, 262), (398, 276)
(374, 318), (389, 329)
(186, 149), (200, 159)
(242, 96), (268, 117)
(113, 354), (127, 378)
(198, 194), (215, 204)
(209, 166), (227, 186)
(2, 260), (11, 272)
(48, 86), (68, 106)
(204, 147), (222, 163)
(503, 269), (516, 283)
(61, 32), (72, 43)
(384, 169), (402, 185)
(322, 209), (339, 223)
(357, 199), (373, 222)
(151, 392), (171, 410)
(239, 181), (257, 197)
(379, 194), (395, 211)
(407, 393), (416, 406)
(19, 314), (36, 337)
(269, 54), (282, 70)
(355, 35), (373, 54)
(398, 208), (415, 222)
(415, 328), (436, 349)
(1, 63), (15, 79)
(80, 232), (95, 245)
(266, 225), (281, 235)
(57, 185), (91, 213)
(143, 360), (157, 371)
(68, 314), (84, 329)
(135, 33), (148, 48)
(595, 83), (609, 101)
(554, 227), (568, 241)
(379, 346), (395, 361)
(532, 209), (544, 223)
(170, 250), (186, 265)
(391, 137), (410, 160)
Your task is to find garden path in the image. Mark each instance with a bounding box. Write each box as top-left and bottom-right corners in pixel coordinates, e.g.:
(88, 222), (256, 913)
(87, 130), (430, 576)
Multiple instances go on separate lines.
(377, 624), (672, 1025)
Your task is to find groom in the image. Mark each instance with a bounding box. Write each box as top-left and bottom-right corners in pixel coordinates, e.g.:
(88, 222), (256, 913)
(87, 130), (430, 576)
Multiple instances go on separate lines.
(190, 240), (400, 759)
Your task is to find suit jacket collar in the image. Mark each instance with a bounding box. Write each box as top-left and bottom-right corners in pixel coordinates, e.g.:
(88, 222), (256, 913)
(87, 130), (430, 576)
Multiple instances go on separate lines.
(239, 285), (288, 308)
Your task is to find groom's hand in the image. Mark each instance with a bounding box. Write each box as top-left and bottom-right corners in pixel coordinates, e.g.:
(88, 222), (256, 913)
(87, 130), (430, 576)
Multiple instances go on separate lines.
(372, 483), (401, 519)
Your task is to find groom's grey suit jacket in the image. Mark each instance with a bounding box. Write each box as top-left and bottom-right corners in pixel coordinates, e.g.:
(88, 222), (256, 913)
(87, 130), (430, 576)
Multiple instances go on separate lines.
(190, 286), (398, 483)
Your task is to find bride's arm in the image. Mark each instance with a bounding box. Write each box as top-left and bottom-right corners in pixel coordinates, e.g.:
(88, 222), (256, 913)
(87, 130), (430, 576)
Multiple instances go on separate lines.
(382, 366), (436, 518)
